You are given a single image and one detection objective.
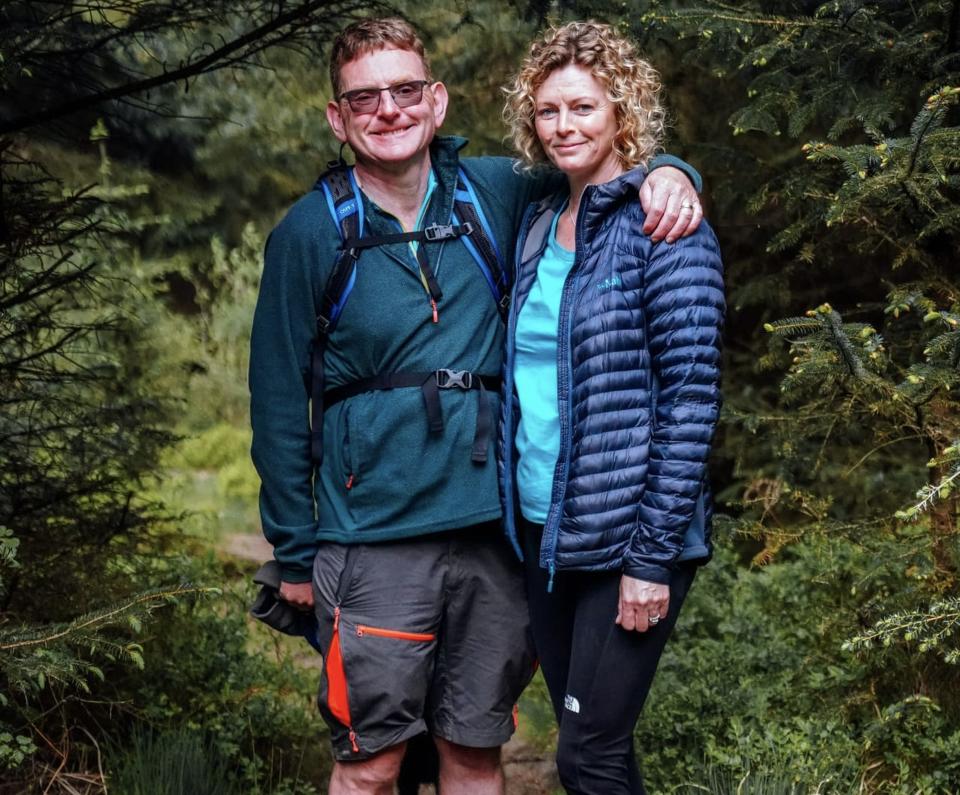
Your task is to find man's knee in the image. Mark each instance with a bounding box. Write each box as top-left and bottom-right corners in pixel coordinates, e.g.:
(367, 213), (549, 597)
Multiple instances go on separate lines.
(434, 736), (501, 775)
(330, 743), (407, 795)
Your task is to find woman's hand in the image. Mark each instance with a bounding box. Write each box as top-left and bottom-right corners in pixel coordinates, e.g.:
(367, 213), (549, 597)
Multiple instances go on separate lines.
(616, 575), (669, 633)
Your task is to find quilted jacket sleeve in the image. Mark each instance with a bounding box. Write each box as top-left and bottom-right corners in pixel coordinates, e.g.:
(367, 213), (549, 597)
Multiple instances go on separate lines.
(623, 222), (725, 584)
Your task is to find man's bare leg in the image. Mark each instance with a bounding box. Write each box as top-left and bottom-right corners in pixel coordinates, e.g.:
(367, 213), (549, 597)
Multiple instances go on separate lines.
(434, 737), (504, 795)
(329, 742), (407, 795)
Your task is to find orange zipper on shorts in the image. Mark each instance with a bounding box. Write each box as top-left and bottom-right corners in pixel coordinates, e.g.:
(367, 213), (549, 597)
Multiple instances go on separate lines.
(327, 606), (360, 753)
(355, 624), (436, 642)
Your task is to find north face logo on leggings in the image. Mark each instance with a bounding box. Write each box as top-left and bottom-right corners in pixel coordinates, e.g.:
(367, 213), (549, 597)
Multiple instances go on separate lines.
(564, 694), (580, 714)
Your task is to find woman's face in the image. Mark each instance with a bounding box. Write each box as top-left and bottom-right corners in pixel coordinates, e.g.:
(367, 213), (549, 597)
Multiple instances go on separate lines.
(533, 63), (622, 185)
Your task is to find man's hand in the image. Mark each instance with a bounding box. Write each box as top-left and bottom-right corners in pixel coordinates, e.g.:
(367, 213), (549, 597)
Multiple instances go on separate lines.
(616, 575), (669, 633)
(640, 166), (703, 243)
(280, 580), (314, 609)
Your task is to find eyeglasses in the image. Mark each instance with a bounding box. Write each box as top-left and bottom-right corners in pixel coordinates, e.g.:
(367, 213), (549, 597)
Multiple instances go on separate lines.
(337, 80), (431, 114)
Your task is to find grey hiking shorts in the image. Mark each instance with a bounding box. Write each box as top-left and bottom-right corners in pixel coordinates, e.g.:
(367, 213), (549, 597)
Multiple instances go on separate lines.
(311, 522), (536, 761)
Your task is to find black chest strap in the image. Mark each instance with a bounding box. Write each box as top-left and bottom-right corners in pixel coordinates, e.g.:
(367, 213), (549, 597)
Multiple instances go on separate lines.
(325, 370), (500, 464)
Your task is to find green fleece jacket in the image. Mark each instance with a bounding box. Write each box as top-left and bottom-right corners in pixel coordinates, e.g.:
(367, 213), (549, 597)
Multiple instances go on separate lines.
(249, 136), (700, 582)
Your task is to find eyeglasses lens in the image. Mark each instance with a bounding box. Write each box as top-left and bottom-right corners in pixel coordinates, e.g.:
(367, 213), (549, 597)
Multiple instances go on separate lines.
(344, 81), (427, 113)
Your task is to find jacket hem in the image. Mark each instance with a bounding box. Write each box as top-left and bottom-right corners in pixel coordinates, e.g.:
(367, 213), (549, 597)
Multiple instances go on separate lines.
(314, 507), (503, 545)
(676, 543), (710, 562)
(622, 563), (672, 585)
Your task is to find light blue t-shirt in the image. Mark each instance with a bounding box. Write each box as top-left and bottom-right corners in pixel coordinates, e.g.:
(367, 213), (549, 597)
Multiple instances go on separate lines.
(514, 212), (575, 523)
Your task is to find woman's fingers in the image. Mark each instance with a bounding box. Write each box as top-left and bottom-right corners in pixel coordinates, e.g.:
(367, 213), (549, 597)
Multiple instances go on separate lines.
(618, 575), (670, 633)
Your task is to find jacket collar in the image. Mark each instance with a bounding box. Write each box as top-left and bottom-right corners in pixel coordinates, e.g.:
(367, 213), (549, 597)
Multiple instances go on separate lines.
(575, 164), (647, 209)
(576, 165), (648, 238)
(427, 135), (469, 222)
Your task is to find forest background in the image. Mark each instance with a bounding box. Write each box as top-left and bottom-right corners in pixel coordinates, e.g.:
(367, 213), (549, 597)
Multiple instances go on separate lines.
(2, 0), (958, 792)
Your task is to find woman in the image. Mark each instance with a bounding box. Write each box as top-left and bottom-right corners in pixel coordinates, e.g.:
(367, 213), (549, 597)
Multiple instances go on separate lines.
(500, 22), (724, 794)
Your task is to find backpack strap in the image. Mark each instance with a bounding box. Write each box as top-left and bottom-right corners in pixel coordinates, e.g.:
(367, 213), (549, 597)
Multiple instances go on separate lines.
(518, 196), (559, 269)
(309, 162), (364, 464)
(452, 167), (511, 320)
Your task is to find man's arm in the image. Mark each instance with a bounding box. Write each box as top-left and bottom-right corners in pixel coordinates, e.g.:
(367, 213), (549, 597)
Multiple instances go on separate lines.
(642, 155), (704, 244)
(520, 154), (705, 243)
(249, 201), (326, 592)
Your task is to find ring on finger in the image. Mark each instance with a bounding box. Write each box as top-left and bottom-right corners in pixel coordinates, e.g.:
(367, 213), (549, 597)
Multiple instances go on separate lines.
(648, 614), (661, 625)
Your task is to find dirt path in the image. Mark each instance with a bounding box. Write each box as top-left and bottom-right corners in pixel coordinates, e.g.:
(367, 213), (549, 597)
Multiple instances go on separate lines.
(222, 530), (273, 562)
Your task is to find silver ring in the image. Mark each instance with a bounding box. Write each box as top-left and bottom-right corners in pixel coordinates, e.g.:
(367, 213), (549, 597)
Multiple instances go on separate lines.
(680, 202), (695, 212)
(648, 614), (661, 625)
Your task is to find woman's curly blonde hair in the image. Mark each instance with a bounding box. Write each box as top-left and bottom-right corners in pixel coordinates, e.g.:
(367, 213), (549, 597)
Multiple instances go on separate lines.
(503, 21), (665, 170)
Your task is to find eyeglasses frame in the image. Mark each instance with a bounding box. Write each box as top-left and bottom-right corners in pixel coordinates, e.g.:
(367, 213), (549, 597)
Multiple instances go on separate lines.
(337, 79), (433, 114)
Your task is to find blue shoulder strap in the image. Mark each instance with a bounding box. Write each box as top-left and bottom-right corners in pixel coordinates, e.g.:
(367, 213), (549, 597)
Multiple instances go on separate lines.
(308, 162), (362, 464)
(452, 167), (510, 320)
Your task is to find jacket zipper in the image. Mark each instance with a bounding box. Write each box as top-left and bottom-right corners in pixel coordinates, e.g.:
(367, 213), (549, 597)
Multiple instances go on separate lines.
(541, 192), (590, 591)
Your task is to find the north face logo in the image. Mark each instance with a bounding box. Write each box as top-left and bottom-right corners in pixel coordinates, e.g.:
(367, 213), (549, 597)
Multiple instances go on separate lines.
(564, 694), (580, 713)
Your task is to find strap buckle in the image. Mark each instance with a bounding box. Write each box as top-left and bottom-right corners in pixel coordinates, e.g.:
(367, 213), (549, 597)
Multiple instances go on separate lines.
(423, 222), (473, 242)
(435, 369), (473, 389)
(424, 223), (457, 242)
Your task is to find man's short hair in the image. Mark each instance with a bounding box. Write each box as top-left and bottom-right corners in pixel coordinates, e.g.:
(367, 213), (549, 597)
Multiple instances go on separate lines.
(329, 17), (431, 97)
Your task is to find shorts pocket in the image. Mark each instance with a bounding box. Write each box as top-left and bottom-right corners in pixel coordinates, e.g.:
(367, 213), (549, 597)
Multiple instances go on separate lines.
(320, 612), (436, 757)
(355, 624), (436, 642)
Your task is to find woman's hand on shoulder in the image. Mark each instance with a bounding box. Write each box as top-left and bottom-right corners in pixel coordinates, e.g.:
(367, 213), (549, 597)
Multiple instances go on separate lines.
(639, 167), (703, 244)
(616, 575), (669, 633)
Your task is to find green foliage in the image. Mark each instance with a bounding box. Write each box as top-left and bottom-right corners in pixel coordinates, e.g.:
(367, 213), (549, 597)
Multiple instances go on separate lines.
(0, 586), (214, 698)
(4, 0), (959, 790)
(108, 728), (240, 795)
(0, 732), (37, 771)
(635, 540), (960, 792)
(106, 576), (329, 791)
(1, 0), (378, 787)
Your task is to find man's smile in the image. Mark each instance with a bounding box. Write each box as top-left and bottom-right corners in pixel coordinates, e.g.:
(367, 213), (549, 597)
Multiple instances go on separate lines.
(371, 125), (415, 137)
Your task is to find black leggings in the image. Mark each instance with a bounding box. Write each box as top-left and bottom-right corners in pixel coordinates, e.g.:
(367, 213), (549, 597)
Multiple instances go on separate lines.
(522, 519), (696, 795)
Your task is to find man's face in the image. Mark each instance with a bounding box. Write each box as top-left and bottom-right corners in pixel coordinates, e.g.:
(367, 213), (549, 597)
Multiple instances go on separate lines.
(326, 47), (448, 170)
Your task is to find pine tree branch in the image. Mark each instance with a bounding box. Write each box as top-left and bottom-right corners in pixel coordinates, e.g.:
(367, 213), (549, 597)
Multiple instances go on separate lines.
(824, 310), (868, 380)
(0, 0), (374, 135)
(850, 606), (960, 645)
(644, 8), (820, 29)
(0, 586), (212, 651)
(906, 94), (944, 179)
(844, 434), (925, 476)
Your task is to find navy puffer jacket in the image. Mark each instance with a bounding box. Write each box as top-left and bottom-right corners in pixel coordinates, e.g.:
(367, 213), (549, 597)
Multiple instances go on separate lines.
(499, 167), (725, 585)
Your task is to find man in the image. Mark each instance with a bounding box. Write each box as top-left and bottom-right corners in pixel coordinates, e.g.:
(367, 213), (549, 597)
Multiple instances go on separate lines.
(250, 17), (701, 794)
